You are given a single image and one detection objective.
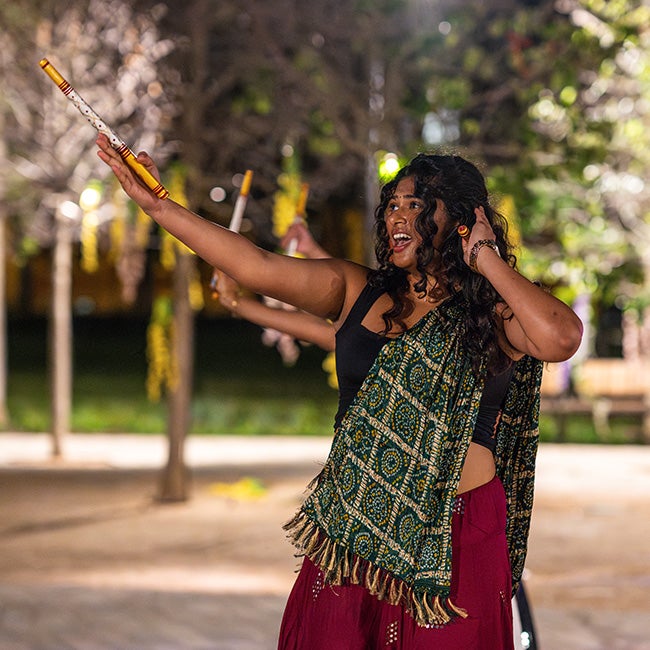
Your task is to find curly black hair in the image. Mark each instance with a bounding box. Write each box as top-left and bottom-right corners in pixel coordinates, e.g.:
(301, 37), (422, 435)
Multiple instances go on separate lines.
(368, 153), (515, 374)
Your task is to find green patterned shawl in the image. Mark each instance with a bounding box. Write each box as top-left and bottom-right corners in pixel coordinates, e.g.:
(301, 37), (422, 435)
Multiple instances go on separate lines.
(284, 297), (543, 627)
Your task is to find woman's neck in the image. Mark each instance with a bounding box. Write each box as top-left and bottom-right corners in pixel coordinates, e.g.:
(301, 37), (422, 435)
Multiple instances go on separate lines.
(408, 273), (447, 305)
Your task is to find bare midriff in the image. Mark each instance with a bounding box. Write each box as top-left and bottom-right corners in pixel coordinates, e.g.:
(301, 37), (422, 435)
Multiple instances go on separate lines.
(456, 442), (496, 494)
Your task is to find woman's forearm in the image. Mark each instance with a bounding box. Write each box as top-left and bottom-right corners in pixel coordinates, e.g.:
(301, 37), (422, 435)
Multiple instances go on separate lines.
(223, 295), (336, 352)
(96, 134), (348, 317)
(475, 247), (583, 362)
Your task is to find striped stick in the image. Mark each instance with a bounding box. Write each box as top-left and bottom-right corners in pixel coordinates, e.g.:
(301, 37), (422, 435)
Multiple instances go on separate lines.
(39, 58), (169, 200)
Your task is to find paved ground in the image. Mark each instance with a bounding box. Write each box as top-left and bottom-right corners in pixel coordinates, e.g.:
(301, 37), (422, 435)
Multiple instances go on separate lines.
(1, 434), (649, 649)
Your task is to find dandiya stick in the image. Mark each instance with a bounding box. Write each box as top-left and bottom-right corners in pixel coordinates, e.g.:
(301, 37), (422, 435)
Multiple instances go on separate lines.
(210, 169), (253, 298)
(39, 58), (169, 200)
(228, 169), (253, 232)
(285, 182), (310, 256)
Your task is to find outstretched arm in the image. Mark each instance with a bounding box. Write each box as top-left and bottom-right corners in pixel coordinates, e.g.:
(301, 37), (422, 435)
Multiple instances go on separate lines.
(213, 271), (336, 351)
(96, 135), (365, 321)
(461, 207), (583, 363)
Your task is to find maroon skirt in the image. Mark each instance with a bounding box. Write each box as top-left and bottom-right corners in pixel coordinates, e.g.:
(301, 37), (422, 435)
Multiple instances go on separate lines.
(278, 475), (514, 650)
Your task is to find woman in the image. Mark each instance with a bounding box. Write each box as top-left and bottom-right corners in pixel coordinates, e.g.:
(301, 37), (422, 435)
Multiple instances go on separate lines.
(214, 222), (538, 650)
(96, 137), (582, 648)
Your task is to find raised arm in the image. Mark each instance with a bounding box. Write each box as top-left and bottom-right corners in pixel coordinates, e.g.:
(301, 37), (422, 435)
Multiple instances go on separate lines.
(462, 207), (583, 362)
(96, 135), (364, 321)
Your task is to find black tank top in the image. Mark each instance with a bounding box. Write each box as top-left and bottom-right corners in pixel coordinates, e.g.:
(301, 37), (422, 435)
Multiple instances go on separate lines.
(333, 283), (513, 453)
(334, 284), (388, 428)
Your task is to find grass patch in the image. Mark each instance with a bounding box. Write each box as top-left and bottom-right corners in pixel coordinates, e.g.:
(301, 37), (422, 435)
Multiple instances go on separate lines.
(538, 413), (643, 445)
(5, 315), (337, 436)
(4, 315), (644, 442)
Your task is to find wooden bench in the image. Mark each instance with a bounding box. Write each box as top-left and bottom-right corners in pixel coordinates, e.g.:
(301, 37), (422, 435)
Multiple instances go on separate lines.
(540, 359), (648, 442)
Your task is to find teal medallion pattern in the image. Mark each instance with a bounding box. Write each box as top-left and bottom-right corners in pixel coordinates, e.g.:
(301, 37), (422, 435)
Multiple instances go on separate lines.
(284, 297), (543, 626)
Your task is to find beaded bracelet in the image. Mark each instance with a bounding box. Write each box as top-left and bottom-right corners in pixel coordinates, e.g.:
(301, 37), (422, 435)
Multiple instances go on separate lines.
(469, 239), (500, 273)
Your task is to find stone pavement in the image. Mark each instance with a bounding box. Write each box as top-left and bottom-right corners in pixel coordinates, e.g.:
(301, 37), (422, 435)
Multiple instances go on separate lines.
(1, 434), (649, 650)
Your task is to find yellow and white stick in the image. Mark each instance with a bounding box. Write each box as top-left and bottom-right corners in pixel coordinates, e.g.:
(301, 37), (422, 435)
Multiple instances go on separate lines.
(211, 169), (253, 298)
(285, 182), (310, 256)
(228, 169), (253, 232)
(39, 58), (169, 200)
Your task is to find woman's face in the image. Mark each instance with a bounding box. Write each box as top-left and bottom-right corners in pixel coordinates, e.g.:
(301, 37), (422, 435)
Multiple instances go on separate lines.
(384, 176), (452, 274)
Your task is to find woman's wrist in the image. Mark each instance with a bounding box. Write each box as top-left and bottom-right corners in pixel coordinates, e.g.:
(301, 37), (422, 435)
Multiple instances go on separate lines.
(216, 285), (241, 310)
(145, 194), (173, 223)
(468, 239), (500, 274)
(220, 293), (241, 312)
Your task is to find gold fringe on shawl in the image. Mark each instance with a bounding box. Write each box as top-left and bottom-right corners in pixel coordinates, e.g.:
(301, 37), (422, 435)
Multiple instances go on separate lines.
(283, 510), (468, 628)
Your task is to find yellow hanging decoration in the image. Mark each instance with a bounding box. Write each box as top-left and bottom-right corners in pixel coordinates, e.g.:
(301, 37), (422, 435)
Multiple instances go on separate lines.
(496, 194), (522, 249)
(108, 181), (128, 262)
(135, 206), (151, 248)
(189, 266), (205, 311)
(168, 163), (189, 209)
(146, 295), (178, 402)
(322, 351), (338, 390)
(160, 229), (177, 271)
(160, 164), (195, 270)
(272, 146), (303, 238)
(145, 165), (203, 400)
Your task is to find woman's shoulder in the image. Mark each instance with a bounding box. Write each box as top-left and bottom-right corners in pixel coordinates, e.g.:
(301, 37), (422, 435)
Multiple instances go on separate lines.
(334, 259), (372, 286)
(329, 261), (375, 327)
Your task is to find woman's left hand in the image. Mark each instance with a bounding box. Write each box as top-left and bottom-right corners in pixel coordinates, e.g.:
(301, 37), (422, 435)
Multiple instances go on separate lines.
(211, 270), (241, 311)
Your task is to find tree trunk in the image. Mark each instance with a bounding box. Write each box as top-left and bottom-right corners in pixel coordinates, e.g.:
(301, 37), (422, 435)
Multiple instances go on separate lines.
(364, 56), (383, 267)
(158, 251), (195, 501)
(0, 204), (7, 428)
(155, 0), (209, 501)
(640, 252), (650, 444)
(0, 111), (7, 427)
(50, 206), (74, 458)
(642, 314), (650, 444)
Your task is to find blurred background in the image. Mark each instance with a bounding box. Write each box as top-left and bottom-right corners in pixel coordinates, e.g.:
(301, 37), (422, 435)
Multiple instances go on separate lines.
(3, 0), (650, 451)
(1, 1), (649, 646)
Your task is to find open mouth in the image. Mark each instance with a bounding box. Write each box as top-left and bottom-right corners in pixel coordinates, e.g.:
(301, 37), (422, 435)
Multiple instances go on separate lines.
(391, 232), (412, 253)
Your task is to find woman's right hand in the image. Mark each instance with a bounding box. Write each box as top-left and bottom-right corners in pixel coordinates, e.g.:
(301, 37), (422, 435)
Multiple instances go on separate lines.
(96, 134), (164, 216)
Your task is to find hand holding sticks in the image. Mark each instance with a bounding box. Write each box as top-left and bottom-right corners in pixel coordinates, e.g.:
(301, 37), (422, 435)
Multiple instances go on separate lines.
(210, 170), (254, 298)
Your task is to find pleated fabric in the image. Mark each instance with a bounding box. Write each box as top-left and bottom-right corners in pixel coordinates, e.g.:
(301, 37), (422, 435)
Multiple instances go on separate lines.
(278, 475), (514, 650)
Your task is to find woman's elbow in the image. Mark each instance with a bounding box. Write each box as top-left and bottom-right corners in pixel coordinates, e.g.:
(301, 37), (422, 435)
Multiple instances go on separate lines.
(531, 317), (583, 363)
(555, 318), (584, 361)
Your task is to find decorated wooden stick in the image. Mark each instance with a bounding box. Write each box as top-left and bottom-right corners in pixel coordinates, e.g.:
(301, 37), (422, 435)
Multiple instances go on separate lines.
(228, 169), (253, 232)
(285, 182), (310, 256)
(211, 169), (254, 298)
(457, 224), (470, 239)
(39, 58), (169, 200)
